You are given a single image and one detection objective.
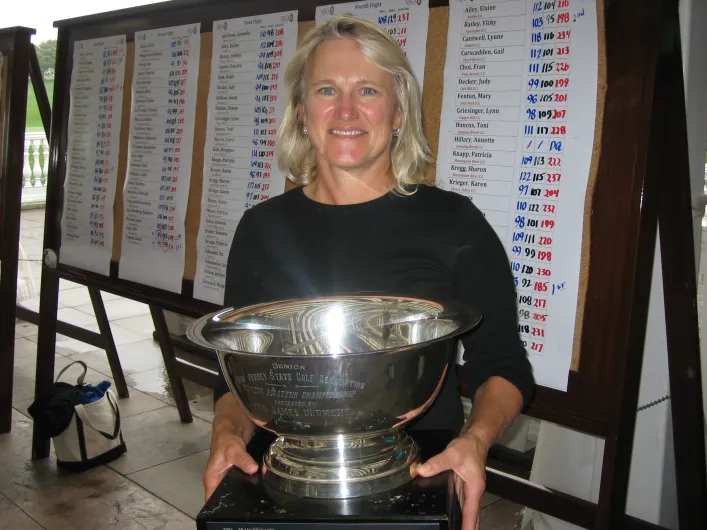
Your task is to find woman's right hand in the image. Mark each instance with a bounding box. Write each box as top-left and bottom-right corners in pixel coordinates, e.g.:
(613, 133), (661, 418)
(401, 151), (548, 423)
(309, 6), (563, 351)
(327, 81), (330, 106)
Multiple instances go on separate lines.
(204, 394), (259, 501)
(203, 424), (259, 501)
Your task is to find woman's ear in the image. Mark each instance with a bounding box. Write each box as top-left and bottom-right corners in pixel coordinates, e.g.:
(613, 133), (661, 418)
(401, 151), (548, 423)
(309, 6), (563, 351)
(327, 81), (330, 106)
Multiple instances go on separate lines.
(393, 109), (401, 132)
(297, 103), (307, 128)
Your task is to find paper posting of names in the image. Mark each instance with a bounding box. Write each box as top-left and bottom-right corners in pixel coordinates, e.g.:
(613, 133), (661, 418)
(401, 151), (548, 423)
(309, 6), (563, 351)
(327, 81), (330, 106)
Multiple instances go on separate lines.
(119, 24), (201, 293)
(438, 0), (598, 391)
(193, 11), (298, 305)
(60, 36), (126, 276)
(316, 0), (430, 91)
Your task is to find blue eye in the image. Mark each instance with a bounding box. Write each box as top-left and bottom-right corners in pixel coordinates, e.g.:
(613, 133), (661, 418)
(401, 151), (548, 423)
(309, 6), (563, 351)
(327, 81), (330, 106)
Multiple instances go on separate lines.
(362, 87), (376, 96)
(319, 87), (334, 96)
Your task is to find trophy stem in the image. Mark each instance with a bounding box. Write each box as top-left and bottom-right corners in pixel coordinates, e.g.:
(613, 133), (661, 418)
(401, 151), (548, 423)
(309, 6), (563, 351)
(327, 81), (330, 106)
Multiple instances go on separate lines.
(262, 430), (420, 499)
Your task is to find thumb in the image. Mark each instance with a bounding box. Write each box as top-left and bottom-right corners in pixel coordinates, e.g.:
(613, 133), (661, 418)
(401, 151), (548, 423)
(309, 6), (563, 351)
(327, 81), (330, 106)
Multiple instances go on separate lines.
(416, 449), (456, 477)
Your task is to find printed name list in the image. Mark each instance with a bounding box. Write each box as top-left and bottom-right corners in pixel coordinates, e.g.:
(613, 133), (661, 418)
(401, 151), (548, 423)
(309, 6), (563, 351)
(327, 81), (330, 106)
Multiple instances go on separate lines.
(193, 11), (298, 304)
(438, 0), (598, 391)
(60, 36), (126, 276)
(119, 24), (201, 293)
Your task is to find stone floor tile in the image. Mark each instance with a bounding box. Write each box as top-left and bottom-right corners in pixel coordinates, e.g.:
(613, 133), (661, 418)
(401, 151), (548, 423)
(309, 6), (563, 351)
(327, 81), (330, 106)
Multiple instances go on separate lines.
(15, 320), (39, 339)
(480, 498), (524, 529)
(128, 450), (210, 518)
(125, 367), (213, 407)
(189, 394), (215, 424)
(106, 408), (212, 475)
(58, 288), (122, 308)
(59, 279), (84, 291)
(0, 491), (46, 530)
(67, 339), (164, 377)
(75, 298), (150, 321)
(111, 314), (156, 340)
(0, 412), (195, 530)
(18, 297), (40, 313)
(481, 492), (501, 509)
(12, 354), (75, 403)
(56, 308), (97, 327)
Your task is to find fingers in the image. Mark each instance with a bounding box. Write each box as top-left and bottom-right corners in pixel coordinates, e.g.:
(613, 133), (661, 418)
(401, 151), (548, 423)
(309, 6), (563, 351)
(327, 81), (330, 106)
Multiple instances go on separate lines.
(225, 441), (259, 474)
(462, 479), (485, 530)
(203, 433), (259, 501)
(417, 446), (461, 477)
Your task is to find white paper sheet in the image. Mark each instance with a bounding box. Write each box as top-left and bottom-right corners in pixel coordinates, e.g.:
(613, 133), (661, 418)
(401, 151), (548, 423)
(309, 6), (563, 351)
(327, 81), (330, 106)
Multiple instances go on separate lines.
(60, 36), (127, 276)
(192, 11), (298, 305)
(119, 24), (201, 293)
(438, 0), (598, 391)
(316, 0), (430, 92)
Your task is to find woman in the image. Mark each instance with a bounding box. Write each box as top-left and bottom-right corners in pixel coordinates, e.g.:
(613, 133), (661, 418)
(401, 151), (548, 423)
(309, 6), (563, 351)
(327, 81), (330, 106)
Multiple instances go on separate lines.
(205, 16), (534, 530)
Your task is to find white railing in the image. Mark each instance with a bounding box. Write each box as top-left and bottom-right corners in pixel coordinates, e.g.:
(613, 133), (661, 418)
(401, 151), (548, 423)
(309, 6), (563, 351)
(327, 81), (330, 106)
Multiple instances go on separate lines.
(21, 131), (49, 206)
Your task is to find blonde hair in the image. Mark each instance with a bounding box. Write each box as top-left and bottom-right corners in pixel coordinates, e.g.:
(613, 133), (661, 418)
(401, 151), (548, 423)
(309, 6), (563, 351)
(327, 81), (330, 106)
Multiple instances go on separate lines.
(277, 16), (431, 194)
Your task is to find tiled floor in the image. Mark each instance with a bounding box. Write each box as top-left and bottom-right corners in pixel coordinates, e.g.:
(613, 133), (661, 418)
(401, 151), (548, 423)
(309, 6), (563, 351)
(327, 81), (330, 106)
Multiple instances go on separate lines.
(3, 207), (526, 529)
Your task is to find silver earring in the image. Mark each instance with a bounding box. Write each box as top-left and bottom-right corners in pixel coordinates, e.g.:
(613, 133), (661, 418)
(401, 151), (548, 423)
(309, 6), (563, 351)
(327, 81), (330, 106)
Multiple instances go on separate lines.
(303, 126), (308, 135)
(392, 128), (400, 137)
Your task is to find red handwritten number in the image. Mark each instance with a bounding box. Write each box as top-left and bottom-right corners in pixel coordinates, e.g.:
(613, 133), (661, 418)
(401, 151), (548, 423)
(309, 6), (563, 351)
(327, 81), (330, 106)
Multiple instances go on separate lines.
(534, 282), (548, 292)
(531, 342), (544, 353)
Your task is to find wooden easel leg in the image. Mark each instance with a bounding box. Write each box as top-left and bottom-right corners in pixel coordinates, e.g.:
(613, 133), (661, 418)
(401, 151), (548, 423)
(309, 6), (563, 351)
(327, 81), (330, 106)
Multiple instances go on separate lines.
(0, 30), (33, 434)
(150, 306), (193, 423)
(88, 287), (129, 398)
(32, 267), (60, 460)
(655, 6), (707, 525)
(32, 27), (68, 460)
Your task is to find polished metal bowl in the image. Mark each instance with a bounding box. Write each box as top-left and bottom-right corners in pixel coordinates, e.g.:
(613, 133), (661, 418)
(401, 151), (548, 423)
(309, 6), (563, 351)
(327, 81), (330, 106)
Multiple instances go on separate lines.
(188, 295), (480, 499)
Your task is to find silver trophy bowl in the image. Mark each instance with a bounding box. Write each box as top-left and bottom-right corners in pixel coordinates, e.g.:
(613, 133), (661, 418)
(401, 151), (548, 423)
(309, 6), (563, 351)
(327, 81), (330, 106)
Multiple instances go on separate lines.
(187, 295), (481, 499)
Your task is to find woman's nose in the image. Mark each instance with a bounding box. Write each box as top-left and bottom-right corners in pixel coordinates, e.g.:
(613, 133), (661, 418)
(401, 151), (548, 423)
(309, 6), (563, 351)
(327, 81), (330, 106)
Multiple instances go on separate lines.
(335, 93), (357, 120)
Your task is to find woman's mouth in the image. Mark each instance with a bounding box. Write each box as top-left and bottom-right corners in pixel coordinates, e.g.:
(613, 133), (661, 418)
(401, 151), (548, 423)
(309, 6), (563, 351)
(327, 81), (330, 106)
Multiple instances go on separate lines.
(329, 129), (366, 137)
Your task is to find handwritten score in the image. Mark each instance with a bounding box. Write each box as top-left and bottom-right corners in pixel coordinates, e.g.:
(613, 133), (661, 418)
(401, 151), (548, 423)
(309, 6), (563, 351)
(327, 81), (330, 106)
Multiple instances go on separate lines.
(316, 0), (430, 92)
(119, 24), (201, 293)
(60, 36), (126, 276)
(193, 11), (298, 305)
(438, 0), (598, 390)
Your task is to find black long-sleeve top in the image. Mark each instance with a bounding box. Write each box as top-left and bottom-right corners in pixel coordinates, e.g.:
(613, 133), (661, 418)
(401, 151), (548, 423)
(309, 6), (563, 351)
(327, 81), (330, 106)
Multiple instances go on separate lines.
(214, 184), (534, 434)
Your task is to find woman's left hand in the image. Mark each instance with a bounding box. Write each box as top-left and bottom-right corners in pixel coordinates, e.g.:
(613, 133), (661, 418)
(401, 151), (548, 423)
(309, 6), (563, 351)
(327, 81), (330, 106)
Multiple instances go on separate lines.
(416, 433), (489, 530)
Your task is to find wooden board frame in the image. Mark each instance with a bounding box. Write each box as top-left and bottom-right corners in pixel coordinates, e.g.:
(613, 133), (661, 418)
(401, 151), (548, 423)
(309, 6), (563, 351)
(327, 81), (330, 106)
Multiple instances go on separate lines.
(31, 1), (706, 528)
(0, 26), (35, 435)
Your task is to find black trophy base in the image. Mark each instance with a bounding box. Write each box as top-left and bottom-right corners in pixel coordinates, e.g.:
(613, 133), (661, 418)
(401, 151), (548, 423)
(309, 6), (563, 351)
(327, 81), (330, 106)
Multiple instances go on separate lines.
(196, 430), (460, 530)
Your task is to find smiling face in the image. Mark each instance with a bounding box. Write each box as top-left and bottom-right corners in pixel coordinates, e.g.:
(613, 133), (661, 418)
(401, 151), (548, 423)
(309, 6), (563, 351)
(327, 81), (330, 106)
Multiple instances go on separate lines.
(299, 38), (400, 180)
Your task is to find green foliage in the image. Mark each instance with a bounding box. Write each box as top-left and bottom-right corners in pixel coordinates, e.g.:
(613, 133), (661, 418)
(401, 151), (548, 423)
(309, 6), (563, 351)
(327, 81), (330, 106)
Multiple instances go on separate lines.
(35, 40), (57, 75)
(25, 79), (54, 131)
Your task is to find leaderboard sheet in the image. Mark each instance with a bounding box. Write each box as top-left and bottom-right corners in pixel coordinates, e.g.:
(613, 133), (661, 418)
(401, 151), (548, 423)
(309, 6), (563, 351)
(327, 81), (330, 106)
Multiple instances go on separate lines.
(437, 0), (598, 390)
(193, 11), (298, 304)
(60, 36), (126, 276)
(119, 24), (201, 293)
(316, 0), (430, 92)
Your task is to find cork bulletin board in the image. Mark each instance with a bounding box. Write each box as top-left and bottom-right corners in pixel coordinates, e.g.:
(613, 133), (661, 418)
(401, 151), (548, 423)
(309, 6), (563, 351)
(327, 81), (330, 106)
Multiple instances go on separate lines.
(52, 0), (612, 410)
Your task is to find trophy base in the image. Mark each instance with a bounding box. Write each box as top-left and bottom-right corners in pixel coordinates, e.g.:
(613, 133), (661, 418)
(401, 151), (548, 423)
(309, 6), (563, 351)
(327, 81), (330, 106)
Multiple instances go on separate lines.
(197, 429), (460, 530)
(263, 431), (420, 499)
